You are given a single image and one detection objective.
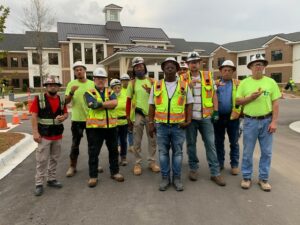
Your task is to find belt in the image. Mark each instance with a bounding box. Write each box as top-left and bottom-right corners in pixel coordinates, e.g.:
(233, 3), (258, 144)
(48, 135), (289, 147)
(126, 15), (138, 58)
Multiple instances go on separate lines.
(135, 108), (145, 117)
(244, 113), (272, 120)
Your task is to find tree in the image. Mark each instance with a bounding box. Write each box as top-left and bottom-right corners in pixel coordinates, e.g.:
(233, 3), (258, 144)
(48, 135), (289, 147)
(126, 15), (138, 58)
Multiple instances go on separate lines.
(22, 0), (55, 90)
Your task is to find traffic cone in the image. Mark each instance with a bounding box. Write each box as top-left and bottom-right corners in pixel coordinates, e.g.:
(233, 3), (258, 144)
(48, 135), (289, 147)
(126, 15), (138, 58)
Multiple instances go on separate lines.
(21, 104), (29, 120)
(0, 103), (9, 130)
(12, 107), (21, 125)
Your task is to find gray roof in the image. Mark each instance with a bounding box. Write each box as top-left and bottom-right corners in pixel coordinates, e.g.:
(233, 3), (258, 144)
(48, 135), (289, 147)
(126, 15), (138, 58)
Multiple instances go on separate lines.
(280, 31), (300, 42)
(57, 22), (169, 44)
(104, 4), (122, 9)
(118, 46), (175, 54)
(170, 38), (219, 56)
(0, 32), (58, 51)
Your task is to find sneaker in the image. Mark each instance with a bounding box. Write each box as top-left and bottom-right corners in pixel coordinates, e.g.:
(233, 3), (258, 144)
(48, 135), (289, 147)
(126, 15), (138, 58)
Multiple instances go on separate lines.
(88, 178), (98, 188)
(98, 166), (104, 173)
(111, 173), (125, 182)
(159, 177), (170, 191)
(231, 167), (240, 176)
(188, 170), (198, 181)
(47, 180), (63, 188)
(34, 185), (43, 196)
(211, 175), (226, 186)
(173, 177), (184, 191)
(149, 162), (160, 173)
(120, 157), (128, 166)
(133, 164), (142, 176)
(66, 166), (76, 177)
(258, 180), (272, 192)
(241, 179), (252, 189)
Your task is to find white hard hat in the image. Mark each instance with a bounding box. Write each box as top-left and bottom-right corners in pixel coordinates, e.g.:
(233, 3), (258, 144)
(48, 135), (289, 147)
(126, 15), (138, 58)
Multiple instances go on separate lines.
(179, 60), (188, 69)
(72, 61), (87, 70)
(247, 54), (268, 69)
(161, 57), (180, 71)
(110, 79), (121, 87)
(120, 74), (130, 80)
(186, 51), (201, 62)
(132, 57), (145, 67)
(43, 75), (61, 86)
(93, 67), (108, 78)
(219, 60), (236, 71)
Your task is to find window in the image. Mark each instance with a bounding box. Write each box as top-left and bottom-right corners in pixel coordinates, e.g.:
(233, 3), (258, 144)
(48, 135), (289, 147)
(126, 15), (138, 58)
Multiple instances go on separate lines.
(238, 56), (247, 65)
(158, 72), (164, 80)
(11, 57), (18, 67)
(48, 53), (58, 65)
(148, 72), (155, 78)
(23, 79), (29, 88)
(32, 53), (40, 65)
(73, 43), (82, 63)
(0, 57), (7, 67)
(21, 57), (28, 67)
(271, 50), (283, 61)
(217, 57), (225, 67)
(157, 46), (164, 49)
(84, 43), (93, 64)
(11, 79), (20, 88)
(271, 73), (282, 83)
(33, 76), (41, 87)
(86, 71), (93, 81)
(96, 44), (104, 64)
(110, 10), (119, 21)
(238, 75), (247, 80)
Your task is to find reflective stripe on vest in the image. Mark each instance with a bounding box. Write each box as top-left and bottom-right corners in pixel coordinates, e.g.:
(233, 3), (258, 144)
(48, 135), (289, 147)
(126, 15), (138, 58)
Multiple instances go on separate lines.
(153, 79), (187, 124)
(38, 118), (62, 125)
(86, 88), (117, 128)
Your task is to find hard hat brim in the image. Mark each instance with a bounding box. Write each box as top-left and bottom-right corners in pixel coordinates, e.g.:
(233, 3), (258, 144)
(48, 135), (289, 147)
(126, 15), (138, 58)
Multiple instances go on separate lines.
(247, 59), (268, 69)
(186, 57), (201, 63)
(219, 65), (236, 71)
(73, 65), (87, 70)
(161, 60), (180, 72)
(43, 83), (62, 87)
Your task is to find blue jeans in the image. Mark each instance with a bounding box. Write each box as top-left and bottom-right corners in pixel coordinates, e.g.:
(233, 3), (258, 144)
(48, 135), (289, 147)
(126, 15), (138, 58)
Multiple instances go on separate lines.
(117, 124), (128, 158)
(186, 119), (220, 176)
(156, 123), (186, 178)
(213, 114), (240, 168)
(242, 117), (273, 180)
(128, 130), (133, 146)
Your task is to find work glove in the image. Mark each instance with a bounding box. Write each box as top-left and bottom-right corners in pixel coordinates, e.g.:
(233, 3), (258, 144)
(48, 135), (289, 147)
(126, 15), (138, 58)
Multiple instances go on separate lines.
(211, 111), (219, 123)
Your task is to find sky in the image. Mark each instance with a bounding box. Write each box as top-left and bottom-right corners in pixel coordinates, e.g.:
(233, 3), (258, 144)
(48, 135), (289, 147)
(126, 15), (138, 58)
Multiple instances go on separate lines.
(1, 0), (300, 44)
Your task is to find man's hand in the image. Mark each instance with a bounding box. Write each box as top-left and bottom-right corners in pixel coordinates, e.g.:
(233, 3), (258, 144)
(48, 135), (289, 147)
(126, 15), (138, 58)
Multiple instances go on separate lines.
(70, 85), (79, 94)
(211, 111), (219, 123)
(250, 89), (263, 101)
(56, 115), (66, 122)
(33, 131), (42, 143)
(128, 119), (133, 131)
(179, 122), (190, 129)
(268, 121), (277, 133)
(142, 84), (151, 94)
(149, 123), (156, 138)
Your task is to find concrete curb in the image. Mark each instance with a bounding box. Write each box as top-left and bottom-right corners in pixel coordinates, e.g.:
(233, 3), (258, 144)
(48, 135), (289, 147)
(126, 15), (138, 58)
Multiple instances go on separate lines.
(0, 133), (37, 180)
(289, 121), (300, 134)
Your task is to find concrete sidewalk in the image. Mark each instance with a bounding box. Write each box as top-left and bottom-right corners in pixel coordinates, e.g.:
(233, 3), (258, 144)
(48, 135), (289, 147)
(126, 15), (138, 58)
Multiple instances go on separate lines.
(289, 121), (300, 133)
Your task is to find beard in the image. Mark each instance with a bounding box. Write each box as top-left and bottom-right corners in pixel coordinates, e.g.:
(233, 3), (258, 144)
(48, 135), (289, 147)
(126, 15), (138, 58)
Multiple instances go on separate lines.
(48, 91), (57, 96)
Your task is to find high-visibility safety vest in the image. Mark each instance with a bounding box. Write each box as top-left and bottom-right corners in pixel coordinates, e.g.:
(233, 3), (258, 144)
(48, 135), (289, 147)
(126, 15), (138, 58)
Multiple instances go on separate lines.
(187, 70), (214, 118)
(115, 88), (128, 126)
(153, 79), (188, 124)
(86, 88), (117, 128)
(215, 79), (242, 120)
(179, 72), (191, 83)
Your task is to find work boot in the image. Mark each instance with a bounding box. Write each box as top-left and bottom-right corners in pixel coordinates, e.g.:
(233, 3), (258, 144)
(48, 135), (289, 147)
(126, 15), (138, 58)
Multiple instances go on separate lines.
(241, 179), (252, 189)
(149, 162), (160, 173)
(188, 170), (198, 181)
(258, 180), (272, 192)
(173, 176), (184, 191)
(133, 164), (142, 176)
(128, 145), (134, 153)
(120, 157), (128, 166)
(47, 180), (63, 188)
(88, 178), (98, 188)
(66, 159), (77, 177)
(211, 175), (226, 186)
(98, 166), (104, 173)
(231, 167), (240, 176)
(34, 185), (43, 196)
(111, 173), (125, 182)
(159, 177), (170, 191)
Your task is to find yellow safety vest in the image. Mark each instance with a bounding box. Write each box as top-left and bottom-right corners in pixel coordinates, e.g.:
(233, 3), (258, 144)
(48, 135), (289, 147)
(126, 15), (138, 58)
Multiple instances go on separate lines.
(187, 70), (214, 118)
(115, 88), (128, 126)
(215, 79), (242, 120)
(86, 88), (117, 128)
(153, 79), (187, 124)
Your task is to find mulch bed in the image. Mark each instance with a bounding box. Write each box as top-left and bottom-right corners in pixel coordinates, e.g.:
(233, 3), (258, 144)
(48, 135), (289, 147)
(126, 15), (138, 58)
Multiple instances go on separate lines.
(0, 133), (25, 154)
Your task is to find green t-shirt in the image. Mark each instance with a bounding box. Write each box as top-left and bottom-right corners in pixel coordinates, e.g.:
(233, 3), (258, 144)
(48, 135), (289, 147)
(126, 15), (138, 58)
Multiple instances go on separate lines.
(127, 78), (152, 115)
(236, 76), (281, 116)
(65, 79), (95, 121)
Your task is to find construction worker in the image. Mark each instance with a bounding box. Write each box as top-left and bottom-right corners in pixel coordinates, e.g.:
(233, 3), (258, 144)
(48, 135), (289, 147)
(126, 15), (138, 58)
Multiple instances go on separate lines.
(84, 67), (124, 187)
(214, 60), (241, 175)
(178, 60), (190, 82)
(65, 61), (95, 177)
(30, 76), (68, 196)
(284, 77), (296, 92)
(120, 74), (134, 152)
(149, 57), (193, 191)
(110, 78), (128, 166)
(185, 51), (226, 186)
(236, 54), (281, 192)
(126, 56), (160, 175)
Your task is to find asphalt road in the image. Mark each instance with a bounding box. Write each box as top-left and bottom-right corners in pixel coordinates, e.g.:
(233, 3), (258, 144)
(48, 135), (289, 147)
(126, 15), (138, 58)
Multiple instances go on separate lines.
(0, 99), (299, 225)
